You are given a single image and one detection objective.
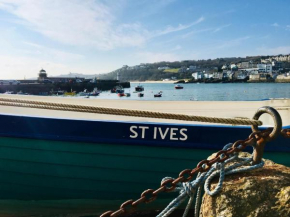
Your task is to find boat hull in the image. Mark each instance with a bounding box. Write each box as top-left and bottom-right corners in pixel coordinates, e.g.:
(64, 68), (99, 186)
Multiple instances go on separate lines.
(135, 88), (144, 92)
(0, 114), (289, 215)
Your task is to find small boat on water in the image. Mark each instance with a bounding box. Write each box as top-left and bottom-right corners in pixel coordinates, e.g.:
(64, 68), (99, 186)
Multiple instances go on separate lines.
(4, 91), (14, 94)
(110, 88), (116, 93)
(78, 89), (90, 96)
(17, 91), (29, 95)
(115, 86), (124, 94)
(154, 92), (162, 97)
(175, 84), (184, 89)
(89, 88), (101, 96)
(0, 96), (289, 216)
(118, 93), (126, 97)
(51, 90), (65, 96)
(135, 85), (144, 92)
(138, 93), (144, 97)
(64, 91), (76, 96)
(125, 93), (131, 97)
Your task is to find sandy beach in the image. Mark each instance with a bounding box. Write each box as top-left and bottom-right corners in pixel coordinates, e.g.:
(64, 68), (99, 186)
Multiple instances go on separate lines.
(0, 94), (289, 126)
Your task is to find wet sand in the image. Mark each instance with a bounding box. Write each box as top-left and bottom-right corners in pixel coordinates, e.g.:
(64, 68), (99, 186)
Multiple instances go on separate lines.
(0, 94), (289, 126)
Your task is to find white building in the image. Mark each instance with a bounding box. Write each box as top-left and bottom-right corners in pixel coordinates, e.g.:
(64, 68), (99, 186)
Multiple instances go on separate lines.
(212, 72), (222, 79)
(187, 65), (197, 71)
(257, 64), (272, 73)
(222, 64), (229, 70)
(192, 72), (204, 80)
(230, 64), (238, 70)
(204, 72), (213, 79)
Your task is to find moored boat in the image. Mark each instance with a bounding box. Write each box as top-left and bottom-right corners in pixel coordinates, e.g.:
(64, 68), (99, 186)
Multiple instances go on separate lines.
(118, 93), (125, 97)
(4, 91), (14, 94)
(17, 91), (29, 95)
(135, 85), (144, 92)
(0, 95), (289, 216)
(110, 88), (116, 93)
(154, 92), (162, 97)
(64, 91), (76, 96)
(175, 84), (184, 89)
(78, 89), (90, 96)
(51, 90), (65, 96)
(138, 93), (144, 97)
(115, 86), (124, 94)
(90, 88), (101, 96)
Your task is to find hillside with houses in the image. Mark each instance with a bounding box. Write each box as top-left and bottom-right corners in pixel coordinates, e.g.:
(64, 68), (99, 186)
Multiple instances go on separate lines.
(98, 54), (290, 83)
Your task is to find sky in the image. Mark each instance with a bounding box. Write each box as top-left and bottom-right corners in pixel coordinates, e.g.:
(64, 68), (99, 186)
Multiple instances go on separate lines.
(0, 0), (290, 79)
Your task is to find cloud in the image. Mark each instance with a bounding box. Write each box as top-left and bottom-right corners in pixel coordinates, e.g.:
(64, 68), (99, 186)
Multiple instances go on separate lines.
(23, 41), (84, 61)
(0, 55), (71, 79)
(0, 0), (127, 50)
(216, 36), (251, 49)
(153, 17), (205, 37)
(135, 0), (177, 17)
(182, 28), (213, 38)
(271, 23), (279, 27)
(0, 0), (201, 50)
(212, 24), (231, 33)
(182, 24), (231, 38)
(172, 45), (181, 51)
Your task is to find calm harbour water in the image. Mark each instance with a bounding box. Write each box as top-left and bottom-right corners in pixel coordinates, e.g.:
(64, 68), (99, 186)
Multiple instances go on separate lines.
(92, 83), (290, 101)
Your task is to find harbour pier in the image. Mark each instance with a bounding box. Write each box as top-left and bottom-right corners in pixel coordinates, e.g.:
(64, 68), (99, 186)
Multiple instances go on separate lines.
(0, 69), (130, 95)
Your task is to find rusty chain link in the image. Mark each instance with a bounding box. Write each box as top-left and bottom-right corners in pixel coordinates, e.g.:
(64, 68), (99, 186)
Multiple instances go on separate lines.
(100, 127), (288, 217)
(281, 129), (290, 138)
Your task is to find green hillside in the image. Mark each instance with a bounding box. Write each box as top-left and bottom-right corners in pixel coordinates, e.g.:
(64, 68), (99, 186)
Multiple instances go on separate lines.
(97, 55), (289, 81)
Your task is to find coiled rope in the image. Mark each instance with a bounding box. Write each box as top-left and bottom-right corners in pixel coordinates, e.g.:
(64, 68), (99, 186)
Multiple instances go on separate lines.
(0, 97), (262, 126)
(158, 143), (264, 217)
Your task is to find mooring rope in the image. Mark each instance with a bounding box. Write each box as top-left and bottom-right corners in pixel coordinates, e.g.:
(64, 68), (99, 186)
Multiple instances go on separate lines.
(0, 97), (262, 126)
(158, 143), (264, 217)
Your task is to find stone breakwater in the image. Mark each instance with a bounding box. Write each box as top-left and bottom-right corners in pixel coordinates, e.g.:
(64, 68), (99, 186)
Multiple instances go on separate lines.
(0, 81), (130, 95)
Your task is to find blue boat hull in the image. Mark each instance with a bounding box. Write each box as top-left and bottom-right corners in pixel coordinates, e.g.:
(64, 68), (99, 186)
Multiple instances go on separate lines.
(0, 114), (289, 215)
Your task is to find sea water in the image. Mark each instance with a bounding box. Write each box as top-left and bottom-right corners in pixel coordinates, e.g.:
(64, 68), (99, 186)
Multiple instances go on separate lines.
(91, 83), (290, 101)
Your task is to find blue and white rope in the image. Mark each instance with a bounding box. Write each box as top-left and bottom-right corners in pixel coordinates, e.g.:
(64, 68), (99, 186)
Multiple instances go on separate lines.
(157, 143), (264, 217)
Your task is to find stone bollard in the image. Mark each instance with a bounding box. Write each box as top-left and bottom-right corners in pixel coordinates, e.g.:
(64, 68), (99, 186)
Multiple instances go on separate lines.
(200, 152), (290, 217)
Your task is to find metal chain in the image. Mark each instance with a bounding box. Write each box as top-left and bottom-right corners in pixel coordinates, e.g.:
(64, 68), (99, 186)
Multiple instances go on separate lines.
(100, 128), (275, 217)
(281, 129), (290, 138)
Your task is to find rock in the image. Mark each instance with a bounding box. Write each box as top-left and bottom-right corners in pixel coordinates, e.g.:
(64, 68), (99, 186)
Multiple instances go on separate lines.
(200, 152), (290, 217)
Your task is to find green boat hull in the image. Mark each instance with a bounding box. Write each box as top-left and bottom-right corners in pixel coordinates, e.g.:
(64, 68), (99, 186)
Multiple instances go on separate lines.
(0, 136), (289, 216)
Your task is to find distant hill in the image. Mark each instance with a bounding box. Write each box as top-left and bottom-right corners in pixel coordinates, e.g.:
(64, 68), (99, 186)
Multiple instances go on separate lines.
(100, 54), (290, 81)
(98, 56), (262, 81)
(55, 73), (99, 79)
(40, 54), (290, 82)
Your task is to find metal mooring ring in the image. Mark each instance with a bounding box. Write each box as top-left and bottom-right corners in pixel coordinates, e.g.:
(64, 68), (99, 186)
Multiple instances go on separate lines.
(251, 106), (282, 141)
